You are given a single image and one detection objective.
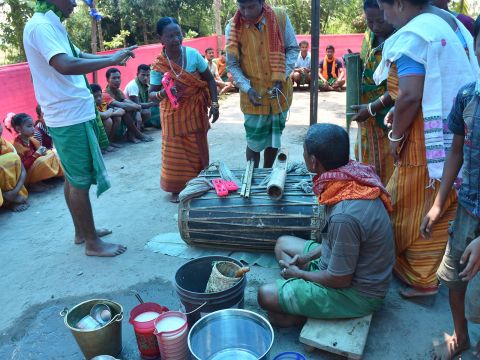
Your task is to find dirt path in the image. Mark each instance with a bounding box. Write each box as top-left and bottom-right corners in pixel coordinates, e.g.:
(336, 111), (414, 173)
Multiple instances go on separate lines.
(1, 92), (473, 359)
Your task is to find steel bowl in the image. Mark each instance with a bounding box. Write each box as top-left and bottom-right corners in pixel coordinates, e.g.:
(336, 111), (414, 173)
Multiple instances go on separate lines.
(188, 309), (274, 360)
(90, 303), (112, 325)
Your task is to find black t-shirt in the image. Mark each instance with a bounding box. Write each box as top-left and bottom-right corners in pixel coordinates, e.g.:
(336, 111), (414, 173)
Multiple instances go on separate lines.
(319, 58), (343, 79)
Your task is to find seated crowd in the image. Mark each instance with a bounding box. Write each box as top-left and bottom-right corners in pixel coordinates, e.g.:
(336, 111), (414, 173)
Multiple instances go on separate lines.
(291, 42), (346, 92)
(0, 63), (160, 212)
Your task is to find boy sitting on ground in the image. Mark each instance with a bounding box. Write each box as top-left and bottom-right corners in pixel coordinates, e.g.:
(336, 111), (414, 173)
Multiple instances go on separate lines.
(421, 16), (480, 360)
(91, 83), (123, 149)
(258, 123), (395, 327)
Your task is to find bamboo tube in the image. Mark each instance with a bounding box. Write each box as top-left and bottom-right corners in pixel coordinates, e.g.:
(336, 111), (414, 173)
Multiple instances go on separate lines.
(267, 149), (288, 200)
(344, 53), (362, 132)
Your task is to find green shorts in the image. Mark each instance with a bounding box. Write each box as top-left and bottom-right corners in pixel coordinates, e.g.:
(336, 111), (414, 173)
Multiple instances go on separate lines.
(49, 120), (111, 197)
(319, 78), (337, 87)
(277, 241), (384, 319)
(243, 111), (287, 152)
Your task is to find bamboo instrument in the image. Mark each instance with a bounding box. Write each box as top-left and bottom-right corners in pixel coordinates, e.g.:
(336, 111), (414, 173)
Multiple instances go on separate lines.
(267, 148), (288, 200)
(344, 53), (362, 132)
(344, 52), (363, 162)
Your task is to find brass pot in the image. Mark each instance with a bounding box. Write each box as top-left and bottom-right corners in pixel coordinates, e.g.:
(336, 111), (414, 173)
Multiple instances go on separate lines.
(60, 299), (123, 360)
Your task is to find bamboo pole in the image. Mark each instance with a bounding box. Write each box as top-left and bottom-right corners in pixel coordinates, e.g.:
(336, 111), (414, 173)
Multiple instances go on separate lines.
(267, 148), (288, 200)
(309, 0), (321, 125)
(213, 0), (223, 55)
(90, 1), (98, 83)
(97, 21), (105, 51)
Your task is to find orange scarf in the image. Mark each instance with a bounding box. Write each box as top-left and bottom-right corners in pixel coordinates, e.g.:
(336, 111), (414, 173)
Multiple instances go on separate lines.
(151, 48), (211, 137)
(225, 3), (286, 82)
(321, 55), (337, 80)
(216, 58), (227, 76)
(313, 161), (392, 212)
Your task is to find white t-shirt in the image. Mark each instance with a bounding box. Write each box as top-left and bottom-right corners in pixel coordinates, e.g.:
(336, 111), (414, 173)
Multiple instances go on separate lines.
(124, 79), (140, 98)
(295, 52), (311, 69)
(208, 61), (219, 78)
(23, 11), (96, 128)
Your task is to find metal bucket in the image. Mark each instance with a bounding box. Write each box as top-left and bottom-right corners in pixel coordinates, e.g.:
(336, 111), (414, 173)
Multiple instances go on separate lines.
(188, 309), (274, 360)
(60, 299), (123, 360)
(175, 256), (247, 325)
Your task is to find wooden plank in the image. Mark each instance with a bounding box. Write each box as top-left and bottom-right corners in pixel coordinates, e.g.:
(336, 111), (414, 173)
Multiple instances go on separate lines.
(299, 314), (372, 360)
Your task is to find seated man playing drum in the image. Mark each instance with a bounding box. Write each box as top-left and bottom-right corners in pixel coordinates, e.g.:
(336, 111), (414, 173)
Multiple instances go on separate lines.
(258, 123), (395, 327)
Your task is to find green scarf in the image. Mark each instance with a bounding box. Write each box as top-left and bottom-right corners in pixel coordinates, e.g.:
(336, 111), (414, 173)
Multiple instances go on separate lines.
(359, 30), (390, 130)
(135, 77), (149, 103)
(35, 0), (65, 21)
(34, 0), (110, 150)
(105, 85), (125, 102)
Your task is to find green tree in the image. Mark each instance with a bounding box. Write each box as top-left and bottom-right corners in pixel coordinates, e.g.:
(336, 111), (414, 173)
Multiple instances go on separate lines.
(452, 0), (470, 14)
(0, 0), (34, 63)
(65, 3), (92, 52)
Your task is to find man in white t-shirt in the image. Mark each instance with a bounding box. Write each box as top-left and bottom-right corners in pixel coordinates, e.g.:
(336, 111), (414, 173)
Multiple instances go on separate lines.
(23, 0), (135, 257)
(124, 64), (156, 128)
(291, 40), (311, 88)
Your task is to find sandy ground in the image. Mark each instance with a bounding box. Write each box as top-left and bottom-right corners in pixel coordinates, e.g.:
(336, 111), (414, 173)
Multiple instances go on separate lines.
(0, 91), (479, 359)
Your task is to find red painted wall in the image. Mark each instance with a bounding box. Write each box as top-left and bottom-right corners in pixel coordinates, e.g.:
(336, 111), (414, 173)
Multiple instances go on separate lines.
(0, 34), (363, 141)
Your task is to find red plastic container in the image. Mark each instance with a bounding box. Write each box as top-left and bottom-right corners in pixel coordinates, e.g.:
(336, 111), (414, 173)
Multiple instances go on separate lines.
(129, 302), (169, 359)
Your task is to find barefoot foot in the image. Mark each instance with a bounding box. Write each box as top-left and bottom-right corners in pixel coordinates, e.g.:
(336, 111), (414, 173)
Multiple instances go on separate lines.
(74, 228), (113, 244)
(85, 238), (127, 257)
(97, 228), (112, 237)
(27, 182), (53, 192)
(433, 333), (470, 360)
(110, 142), (122, 148)
(170, 193), (180, 203)
(127, 134), (140, 144)
(137, 135), (153, 142)
(9, 202), (30, 212)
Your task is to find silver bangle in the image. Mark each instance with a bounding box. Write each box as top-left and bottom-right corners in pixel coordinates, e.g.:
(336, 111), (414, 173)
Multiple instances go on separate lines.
(379, 97), (386, 108)
(367, 102), (377, 117)
(388, 130), (405, 142)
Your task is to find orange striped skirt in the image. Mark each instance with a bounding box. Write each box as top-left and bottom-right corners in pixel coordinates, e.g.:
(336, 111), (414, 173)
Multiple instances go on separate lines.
(388, 165), (457, 289)
(160, 132), (209, 193)
(355, 118), (394, 185)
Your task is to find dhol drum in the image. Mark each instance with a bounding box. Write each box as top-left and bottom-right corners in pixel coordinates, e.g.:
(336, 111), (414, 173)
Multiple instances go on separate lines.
(178, 168), (325, 251)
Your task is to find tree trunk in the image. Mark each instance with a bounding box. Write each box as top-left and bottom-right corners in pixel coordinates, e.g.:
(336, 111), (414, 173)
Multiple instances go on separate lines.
(6, 0), (28, 62)
(142, 19), (149, 44)
(97, 21), (105, 51)
(90, 0), (98, 83)
(213, 0), (222, 55)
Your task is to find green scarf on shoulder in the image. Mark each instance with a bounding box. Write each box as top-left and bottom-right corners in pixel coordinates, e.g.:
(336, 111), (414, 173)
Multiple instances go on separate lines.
(35, 0), (65, 21)
(134, 77), (149, 104)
